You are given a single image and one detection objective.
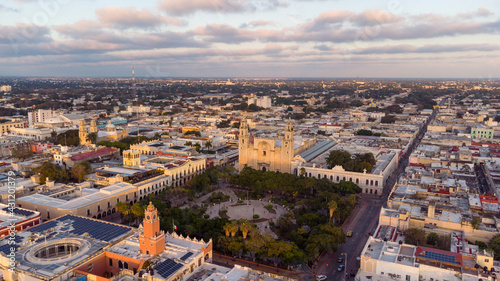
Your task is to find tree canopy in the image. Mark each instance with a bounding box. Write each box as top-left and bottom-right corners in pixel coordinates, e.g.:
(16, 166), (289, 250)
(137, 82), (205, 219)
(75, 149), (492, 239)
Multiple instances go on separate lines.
(326, 150), (376, 172)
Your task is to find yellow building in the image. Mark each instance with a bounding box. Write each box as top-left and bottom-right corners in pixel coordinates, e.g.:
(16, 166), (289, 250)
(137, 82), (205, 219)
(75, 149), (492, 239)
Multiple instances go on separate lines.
(0, 121), (25, 133)
(181, 126), (200, 134)
(79, 119), (128, 146)
(238, 119), (312, 173)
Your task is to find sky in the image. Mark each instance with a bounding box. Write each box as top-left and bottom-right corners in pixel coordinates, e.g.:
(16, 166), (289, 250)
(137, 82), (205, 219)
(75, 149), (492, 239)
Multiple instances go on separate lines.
(0, 0), (499, 78)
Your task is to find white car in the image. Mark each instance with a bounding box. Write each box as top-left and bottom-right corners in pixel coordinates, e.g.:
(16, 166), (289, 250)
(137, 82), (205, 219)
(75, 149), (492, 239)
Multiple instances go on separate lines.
(316, 275), (327, 281)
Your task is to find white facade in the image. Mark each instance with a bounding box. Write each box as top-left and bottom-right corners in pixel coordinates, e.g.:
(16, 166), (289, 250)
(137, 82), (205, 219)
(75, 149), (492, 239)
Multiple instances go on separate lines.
(0, 86), (11, 92)
(128, 105), (151, 114)
(28, 109), (54, 126)
(248, 96), (272, 108)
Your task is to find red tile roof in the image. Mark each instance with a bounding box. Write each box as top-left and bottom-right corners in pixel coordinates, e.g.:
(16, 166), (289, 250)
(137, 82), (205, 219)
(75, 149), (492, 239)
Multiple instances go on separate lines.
(70, 148), (118, 161)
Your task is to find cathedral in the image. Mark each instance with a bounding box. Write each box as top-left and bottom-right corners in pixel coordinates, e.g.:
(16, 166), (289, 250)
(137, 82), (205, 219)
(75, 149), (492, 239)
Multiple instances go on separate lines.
(79, 119), (128, 145)
(238, 118), (316, 173)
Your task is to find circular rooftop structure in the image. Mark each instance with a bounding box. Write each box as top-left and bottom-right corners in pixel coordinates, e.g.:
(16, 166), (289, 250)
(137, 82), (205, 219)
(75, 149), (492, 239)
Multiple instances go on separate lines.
(24, 238), (92, 265)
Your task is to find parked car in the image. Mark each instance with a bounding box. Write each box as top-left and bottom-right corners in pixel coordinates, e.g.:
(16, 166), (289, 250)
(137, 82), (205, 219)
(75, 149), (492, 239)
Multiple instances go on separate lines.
(337, 256), (344, 263)
(346, 230), (353, 237)
(316, 275), (327, 281)
(337, 265), (345, 272)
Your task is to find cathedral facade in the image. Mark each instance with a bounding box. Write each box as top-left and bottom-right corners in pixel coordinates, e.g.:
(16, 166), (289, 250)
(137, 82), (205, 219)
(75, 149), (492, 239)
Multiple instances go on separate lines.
(79, 119), (128, 146)
(239, 119), (303, 173)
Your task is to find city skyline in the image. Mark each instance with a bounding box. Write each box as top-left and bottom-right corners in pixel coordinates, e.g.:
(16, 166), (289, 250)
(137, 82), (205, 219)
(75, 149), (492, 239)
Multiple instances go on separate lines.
(1, 0), (499, 78)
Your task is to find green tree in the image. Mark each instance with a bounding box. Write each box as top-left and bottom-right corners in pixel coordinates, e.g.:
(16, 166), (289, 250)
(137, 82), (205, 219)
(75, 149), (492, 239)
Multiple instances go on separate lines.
(86, 132), (98, 144)
(116, 201), (131, 219)
(471, 218), (481, 230)
(223, 221), (239, 237)
(404, 228), (426, 245)
(326, 150), (352, 169)
(33, 162), (70, 184)
(356, 129), (373, 136)
(426, 232), (439, 246)
(131, 203), (145, 224)
(381, 115), (396, 124)
(71, 161), (91, 182)
(238, 219), (251, 239)
(204, 141), (213, 151)
(488, 234), (500, 259)
(328, 200), (337, 220)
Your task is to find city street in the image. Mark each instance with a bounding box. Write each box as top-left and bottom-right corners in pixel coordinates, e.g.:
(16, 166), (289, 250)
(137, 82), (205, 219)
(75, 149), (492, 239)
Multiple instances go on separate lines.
(317, 103), (442, 280)
(316, 196), (383, 280)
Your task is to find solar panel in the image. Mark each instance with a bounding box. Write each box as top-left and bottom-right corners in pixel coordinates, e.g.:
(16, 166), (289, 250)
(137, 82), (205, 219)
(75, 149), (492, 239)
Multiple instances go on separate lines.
(180, 252), (193, 261)
(0, 244), (15, 255)
(418, 251), (459, 265)
(156, 259), (183, 279)
(2, 207), (35, 217)
(55, 215), (130, 242)
(27, 221), (58, 233)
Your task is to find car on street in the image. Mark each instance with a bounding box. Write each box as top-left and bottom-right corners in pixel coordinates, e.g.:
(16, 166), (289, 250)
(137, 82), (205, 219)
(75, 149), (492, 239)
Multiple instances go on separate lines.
(316, 275), (327, 281)
(346, 230), (353, 237)
(338, 256), (344, 263)
(337, 265), (345, 272)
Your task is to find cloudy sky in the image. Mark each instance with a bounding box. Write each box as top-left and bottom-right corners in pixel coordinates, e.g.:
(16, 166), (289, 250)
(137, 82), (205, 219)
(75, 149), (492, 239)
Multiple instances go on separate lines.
(0, 0), (499, 78)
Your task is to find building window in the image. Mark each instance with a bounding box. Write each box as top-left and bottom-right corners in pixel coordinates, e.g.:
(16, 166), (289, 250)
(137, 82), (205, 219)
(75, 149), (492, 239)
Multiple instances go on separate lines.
(263, 151), (266, 156)
(87, 209), (91, 216)
(109, 258), (113, 266)
(97, 205), (101, 212)
(88, 264), (93, 272)
(118, 261), (123, 269)
(485, 259), (490, 262)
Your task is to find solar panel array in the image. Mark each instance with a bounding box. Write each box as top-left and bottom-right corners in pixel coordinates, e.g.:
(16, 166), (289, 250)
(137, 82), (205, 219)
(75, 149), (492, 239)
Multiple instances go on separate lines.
(418, 251), (460, 265)
(0, 244), (15, 255)
(25, 215), (130, 242)
(180, 252), (193, 261)
(27, 221), (58, 233)
(59, 215), (130, 242)
(156, 259), (183, 279)
(2, 207), (34, 217)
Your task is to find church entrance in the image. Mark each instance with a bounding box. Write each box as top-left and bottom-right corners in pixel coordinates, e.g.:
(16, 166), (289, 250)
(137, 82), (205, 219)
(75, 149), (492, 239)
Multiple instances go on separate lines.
(262, 167), (267, 172)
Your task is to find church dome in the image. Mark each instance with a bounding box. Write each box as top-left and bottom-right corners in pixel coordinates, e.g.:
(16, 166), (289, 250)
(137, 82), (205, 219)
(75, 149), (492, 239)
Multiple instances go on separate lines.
(105, 120), (116, 132)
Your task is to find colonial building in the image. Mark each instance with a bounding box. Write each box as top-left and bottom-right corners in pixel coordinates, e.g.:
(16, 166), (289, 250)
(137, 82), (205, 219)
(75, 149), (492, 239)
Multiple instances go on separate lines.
(238, 119), (315, 173)
(0, 203), (213, 281)
(79, 119), (128, 146)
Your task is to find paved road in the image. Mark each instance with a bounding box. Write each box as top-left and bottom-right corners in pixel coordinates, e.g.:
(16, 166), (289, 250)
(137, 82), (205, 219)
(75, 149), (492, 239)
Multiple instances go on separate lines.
(318, 101), (444, 281)
(317, 197), (383, 280)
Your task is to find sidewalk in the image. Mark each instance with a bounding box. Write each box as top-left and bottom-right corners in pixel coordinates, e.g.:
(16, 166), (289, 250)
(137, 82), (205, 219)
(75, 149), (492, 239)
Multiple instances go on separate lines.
(212, 253), (306, 280)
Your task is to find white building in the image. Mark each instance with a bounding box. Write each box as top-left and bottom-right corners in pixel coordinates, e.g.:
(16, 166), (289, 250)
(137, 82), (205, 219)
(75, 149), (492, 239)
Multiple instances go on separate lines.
(248, 96), (272, 108)
(28, 109), (54, 126)
(128, 105), (151, 114)
(357, 236), (494, 281)
(0, 86), (11, 92)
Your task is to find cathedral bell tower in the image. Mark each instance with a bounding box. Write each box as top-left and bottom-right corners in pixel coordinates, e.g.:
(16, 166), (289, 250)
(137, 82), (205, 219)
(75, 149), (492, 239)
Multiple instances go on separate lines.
(90, 119), (97, 134)
(238, 120), (249, 171)
(139, 202), (165, 255)
(79, 119), (89, 146)
(281, 118), (294, 173)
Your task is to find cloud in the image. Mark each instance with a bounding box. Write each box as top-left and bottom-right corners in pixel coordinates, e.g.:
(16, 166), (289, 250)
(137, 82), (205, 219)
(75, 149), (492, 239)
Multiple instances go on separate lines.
(158, 0), (287, 15)
(158, 0), (249, 15)
(0, 4), (19, 12)
(95, 6), (183, 29)
(350, 43), (500, 55)
(0, 24), (52, 45)
(458, 8), (493, 19)
(240, 20), (275, 29)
